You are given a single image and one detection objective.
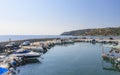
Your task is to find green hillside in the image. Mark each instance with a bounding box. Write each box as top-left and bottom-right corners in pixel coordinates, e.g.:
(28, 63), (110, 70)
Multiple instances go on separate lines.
(61, 27), (120, 36)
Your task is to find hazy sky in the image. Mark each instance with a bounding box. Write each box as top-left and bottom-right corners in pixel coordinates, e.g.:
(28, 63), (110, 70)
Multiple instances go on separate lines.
(0, 0), (120, 35)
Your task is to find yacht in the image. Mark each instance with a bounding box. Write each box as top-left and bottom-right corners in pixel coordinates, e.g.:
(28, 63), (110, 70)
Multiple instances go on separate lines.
(11, 49), (42, 60)
(20, 41), (31, 46)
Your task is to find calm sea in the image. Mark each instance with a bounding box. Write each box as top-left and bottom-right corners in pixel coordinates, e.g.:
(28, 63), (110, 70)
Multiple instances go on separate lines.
(18, 43), (120, 75)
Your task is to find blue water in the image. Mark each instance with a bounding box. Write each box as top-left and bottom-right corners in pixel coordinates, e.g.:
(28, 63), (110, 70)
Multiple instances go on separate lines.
(17, 43), (120, 75)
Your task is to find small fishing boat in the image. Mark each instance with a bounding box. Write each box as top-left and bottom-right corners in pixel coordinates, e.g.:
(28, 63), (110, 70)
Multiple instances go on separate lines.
(102, 48), (120, 59)
(102, 44), (120, 61)
(53, 40), (62, 45)
(61, 39), (74, 44)
(5, 42), (19, 49)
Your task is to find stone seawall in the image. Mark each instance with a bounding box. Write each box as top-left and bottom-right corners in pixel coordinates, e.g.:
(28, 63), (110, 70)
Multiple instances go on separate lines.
(0, 38), (60, 46)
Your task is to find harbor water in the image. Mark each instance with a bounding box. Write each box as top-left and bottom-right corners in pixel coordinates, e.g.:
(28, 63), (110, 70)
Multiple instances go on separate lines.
(17, 43), (120, 75)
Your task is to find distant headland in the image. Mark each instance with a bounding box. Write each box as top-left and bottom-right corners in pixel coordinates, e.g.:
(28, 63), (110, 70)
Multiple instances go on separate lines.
(61, 27), (120, 36)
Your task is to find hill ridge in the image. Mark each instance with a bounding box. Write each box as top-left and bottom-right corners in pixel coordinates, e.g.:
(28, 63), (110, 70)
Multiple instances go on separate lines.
(61, 27), (120, 36)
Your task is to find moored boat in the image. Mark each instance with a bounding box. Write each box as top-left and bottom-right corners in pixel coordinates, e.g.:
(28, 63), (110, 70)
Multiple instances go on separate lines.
(11, 49), (42, 60)
(20, 41), (31, 46)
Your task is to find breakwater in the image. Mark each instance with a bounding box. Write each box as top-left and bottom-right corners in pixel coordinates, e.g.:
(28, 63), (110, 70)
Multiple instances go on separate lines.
(1, 37), (120, 45)
(0, 38), (60, 46)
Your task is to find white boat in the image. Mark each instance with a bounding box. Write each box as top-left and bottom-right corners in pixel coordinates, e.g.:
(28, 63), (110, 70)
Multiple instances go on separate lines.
(102, 44), (120, 59)
(5, 42), (19, 49)
(22, 45), (44, 52)
(20, 41), (31, 46)
(0, 63), (9, 69)
(11, 49), (42, 60)
(53, 40), (62, 45)
(0, 54), (6, 62)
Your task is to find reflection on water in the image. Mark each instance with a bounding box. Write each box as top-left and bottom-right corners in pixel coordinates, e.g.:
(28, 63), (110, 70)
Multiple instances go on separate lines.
(102, 59), (120, 72)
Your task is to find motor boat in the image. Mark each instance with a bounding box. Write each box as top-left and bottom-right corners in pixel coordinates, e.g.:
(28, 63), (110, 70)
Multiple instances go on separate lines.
(21, 45), (44, 52)
(20, 41), (31, 46)
(0, 54), (6, 62)
(5, 42), (19, 49)
(53, 40), (62, 45)
(11, 49), (42, 60)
